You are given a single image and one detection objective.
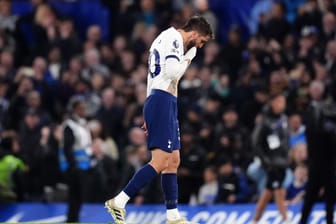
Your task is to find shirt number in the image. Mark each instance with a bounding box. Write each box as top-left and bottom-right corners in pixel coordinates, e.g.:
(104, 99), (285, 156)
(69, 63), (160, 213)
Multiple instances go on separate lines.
(149, 49), (161, 78)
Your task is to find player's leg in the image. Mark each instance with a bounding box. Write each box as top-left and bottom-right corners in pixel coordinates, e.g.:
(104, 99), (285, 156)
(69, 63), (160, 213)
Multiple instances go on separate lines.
(252, 188), (273, 223)
(162, 150), (195, 224)
(273, 168), (289, 223)
(162, 150), (181, 222)
(274, 188), (288, 222)
(105, 91), (174, 223)
(105, 149), (169, 223)
(253, 167), (285, 223)
(119, 149), (169, 204)
(162, 115), (194, 224)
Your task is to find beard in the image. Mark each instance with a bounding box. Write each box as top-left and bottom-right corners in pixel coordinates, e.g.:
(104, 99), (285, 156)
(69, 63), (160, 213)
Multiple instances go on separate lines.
(186, 39), (196, 51)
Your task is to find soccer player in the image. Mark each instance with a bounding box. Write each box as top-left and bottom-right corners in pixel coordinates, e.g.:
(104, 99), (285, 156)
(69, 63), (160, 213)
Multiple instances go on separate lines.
(105, 16), (213, 224)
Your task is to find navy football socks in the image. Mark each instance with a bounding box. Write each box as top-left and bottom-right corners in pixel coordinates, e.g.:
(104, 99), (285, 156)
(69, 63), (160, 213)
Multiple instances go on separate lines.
(124, 164), (158, 197)
(161, 173), (178, 209)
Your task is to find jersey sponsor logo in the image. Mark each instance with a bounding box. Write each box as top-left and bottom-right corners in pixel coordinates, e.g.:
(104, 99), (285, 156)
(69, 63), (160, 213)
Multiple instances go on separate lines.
(149, 49), (161, 78)
(171, 48), (180, 54)
(173, 40), (179, 48)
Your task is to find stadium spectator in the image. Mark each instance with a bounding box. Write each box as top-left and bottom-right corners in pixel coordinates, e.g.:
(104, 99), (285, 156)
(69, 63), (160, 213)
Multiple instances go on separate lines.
(88, 119), (119, 161)
(286, 163), (307, 205)
(0, 134), (26, 202)
(221, 26), (244, 79)
(47, 46), (62, 81)
(194, 0), (218, 36)
(25, 90), (51, 125)
(85, 138), (118, 203)
(249, 0), (273, 34)
(123, 82), (146, 129)
(322, 11), (336, 41)
(215, 160), (239, 204)
(39, 124), (63, 202)
(19, 109), (44, 201)
(1, 50), (16, 80)
(215, 160), (251, 204)
(178, 125), (207, 204)
(289, 142), (308, 168)
(240, 85), (269, 131)
(197, 165), (218, 205)
(0, 0), (27, 65)
(213, 108), (252, 169)
(288, 113), (306, 148)
(96, 87), (124, 146)
(32, 3), (58, 58)
(136, 0), (163, 28)
(0, 77), (9, 131)
(325, 40), (336, 75)
(258, 2), (291, 43)
(56, 17), (81, 63)
(82, 48), (109, 80)
(86, 25), (103, 49)
(293, 0), (322, 38)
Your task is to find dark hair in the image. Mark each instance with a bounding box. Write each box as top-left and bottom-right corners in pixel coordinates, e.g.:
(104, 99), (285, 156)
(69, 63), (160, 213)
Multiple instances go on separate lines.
(205, 165), (217, 174)
(182, 15), (213, 39)
(275, 2), (287, 14)
(67, 95), (85, 112)
(269, 92), (285, 101)
(295, 162), (308, 170)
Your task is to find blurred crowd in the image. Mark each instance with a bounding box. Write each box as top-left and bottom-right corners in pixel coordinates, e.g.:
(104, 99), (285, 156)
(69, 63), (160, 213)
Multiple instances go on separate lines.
(0, 0), (336, 206)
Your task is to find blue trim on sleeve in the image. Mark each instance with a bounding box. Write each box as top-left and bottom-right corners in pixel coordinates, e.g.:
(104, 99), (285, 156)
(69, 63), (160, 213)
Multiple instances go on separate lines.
(165, 55), (180, 61)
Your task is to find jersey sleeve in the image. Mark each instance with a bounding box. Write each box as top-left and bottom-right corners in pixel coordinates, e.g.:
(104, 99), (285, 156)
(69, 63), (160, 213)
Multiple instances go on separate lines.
(164, 35), (183, 62)
(163, 32), (191, 80)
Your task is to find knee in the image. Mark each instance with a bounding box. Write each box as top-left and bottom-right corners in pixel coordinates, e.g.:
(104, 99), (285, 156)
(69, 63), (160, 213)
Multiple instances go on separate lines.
(149, 155), (169, 172)
(169, 155), (180, 170)
(163, 154), (180, 173)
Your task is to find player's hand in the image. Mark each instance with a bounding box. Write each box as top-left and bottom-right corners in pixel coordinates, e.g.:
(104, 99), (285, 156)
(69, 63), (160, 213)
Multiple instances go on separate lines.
(184, 47), (197, 62)
(141, 123), (148, 136)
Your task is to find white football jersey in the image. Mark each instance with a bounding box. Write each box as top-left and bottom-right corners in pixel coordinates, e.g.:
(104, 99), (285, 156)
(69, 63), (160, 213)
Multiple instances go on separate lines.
(147, 27), (184, 96)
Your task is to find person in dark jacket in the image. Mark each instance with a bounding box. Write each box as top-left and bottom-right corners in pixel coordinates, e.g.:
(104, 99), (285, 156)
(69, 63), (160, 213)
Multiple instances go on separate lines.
(300, 94), (336, 224)
(251, 93), (290, 224)
(215, 160), (251, 204)
(178, 125), (207, 204)
(85, 138), (118, 203)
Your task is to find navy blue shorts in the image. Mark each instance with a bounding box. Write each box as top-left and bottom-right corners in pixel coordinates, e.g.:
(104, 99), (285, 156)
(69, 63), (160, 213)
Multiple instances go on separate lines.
(143, 89), (180, 153)
(266, 168), (286, 190)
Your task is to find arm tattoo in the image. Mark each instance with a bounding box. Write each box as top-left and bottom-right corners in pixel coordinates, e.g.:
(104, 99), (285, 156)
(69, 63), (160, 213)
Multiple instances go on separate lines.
(170, 79), (177, 94)
(171, 79), (177, 93)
